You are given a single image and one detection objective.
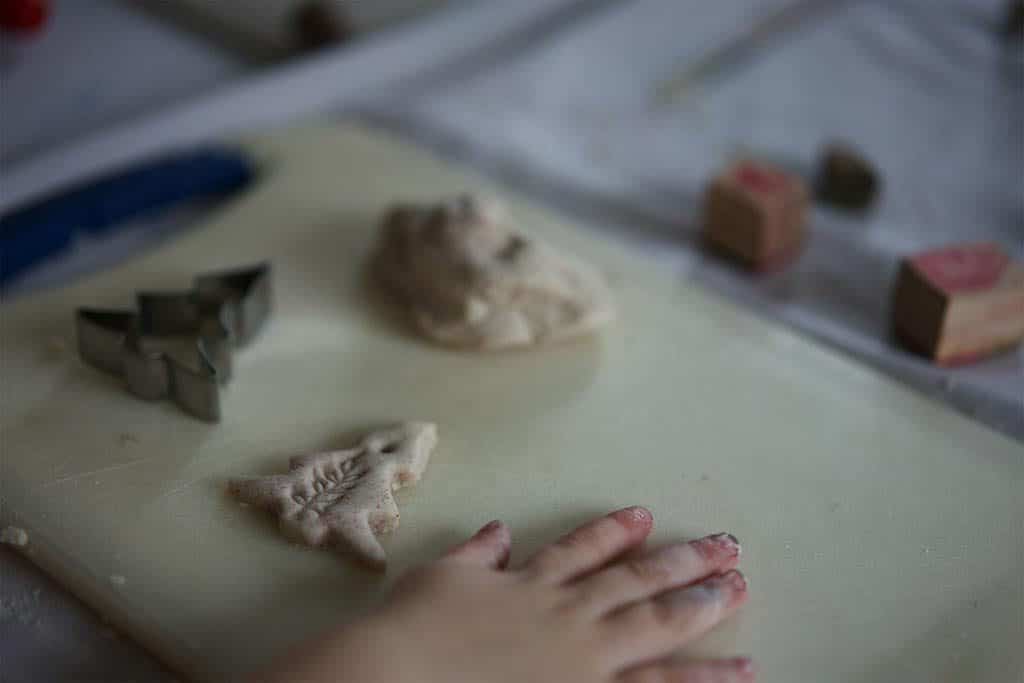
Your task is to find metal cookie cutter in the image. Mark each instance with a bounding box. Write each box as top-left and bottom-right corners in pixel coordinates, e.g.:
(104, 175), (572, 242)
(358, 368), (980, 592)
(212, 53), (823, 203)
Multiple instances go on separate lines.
(75, 262), (271, 422)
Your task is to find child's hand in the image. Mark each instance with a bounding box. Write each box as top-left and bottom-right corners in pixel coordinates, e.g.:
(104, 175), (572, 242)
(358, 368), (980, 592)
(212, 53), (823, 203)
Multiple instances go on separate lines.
(257, 507), (753, 683)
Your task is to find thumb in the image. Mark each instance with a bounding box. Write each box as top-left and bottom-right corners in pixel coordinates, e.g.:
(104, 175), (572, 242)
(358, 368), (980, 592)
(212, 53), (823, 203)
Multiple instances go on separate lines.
(444, 520), (512, 570)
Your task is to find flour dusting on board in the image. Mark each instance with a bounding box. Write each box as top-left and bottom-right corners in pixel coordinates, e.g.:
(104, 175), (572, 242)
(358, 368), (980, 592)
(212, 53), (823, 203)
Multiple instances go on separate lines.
(0, 584), (41, 626)
(1, 526), (29, 547)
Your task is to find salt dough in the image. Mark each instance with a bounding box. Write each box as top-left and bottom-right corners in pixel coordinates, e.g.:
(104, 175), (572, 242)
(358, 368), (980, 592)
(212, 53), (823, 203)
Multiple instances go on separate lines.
(373, 195), (615, 350)
(228, 422), (437, 570)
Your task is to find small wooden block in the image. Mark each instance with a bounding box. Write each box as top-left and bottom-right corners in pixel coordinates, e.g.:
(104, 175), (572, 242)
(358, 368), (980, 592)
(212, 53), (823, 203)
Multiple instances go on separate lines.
(293, 0), (354, 52)
(702, 160), (809, 271)
(1005, 0), (1024, 40)
(891, 243), (1024, 365)
(816, 143), (879, 211)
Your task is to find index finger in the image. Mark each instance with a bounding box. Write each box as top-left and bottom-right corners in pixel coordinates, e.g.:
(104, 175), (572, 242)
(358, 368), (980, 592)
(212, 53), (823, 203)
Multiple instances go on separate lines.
(523, 506), (654, 584)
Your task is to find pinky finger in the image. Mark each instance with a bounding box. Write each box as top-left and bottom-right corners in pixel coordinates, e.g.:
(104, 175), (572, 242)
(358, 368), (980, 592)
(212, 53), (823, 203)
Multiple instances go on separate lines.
(620, 658), (756, 683)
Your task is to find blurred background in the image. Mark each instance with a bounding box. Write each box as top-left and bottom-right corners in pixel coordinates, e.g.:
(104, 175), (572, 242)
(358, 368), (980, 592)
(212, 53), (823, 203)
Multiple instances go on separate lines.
(1, 0), (1022, 680)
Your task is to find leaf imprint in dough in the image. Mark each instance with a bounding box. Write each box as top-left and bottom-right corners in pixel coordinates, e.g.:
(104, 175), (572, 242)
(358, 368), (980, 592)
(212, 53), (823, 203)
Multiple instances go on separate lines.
(228, 422), (437, 570)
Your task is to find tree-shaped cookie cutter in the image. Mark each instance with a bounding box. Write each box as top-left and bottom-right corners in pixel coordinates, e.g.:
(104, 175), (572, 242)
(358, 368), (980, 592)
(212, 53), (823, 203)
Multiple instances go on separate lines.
(75, 262), (271, 422)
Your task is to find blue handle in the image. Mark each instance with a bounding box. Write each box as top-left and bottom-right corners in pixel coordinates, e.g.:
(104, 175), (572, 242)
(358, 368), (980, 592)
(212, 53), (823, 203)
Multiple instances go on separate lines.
(0, 147), (255, 286)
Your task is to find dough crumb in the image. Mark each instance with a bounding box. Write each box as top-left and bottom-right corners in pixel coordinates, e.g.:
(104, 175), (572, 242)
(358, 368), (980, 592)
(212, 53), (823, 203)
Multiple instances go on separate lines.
(109, 574), (127, 586)
(373, 195), (615, 350)
(0, 526), (29, 547)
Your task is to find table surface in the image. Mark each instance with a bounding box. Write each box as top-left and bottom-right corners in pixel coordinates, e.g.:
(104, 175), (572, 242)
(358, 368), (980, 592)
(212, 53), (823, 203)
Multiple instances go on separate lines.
(1, 1), (1021, 681)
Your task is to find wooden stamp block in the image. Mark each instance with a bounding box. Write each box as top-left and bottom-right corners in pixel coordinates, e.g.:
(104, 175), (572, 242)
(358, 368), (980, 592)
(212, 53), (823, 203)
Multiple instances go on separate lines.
(891, 243), (1024, 365)
(293, 0), (353, 51)
(1005, 0), (1024, 40)
(703, 160), (809, 271)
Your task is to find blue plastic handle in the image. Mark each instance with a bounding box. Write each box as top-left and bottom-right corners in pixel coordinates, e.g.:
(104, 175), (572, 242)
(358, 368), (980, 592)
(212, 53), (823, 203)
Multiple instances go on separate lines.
(0, 147), (255, 286)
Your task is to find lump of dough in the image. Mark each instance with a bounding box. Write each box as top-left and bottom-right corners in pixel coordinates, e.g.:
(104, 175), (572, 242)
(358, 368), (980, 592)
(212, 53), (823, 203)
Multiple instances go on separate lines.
(373, 195), (615, 350)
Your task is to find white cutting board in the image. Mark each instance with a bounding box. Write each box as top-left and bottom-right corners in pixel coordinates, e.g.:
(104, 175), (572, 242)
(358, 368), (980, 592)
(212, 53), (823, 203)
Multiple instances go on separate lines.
(1, 124), (1021, 682)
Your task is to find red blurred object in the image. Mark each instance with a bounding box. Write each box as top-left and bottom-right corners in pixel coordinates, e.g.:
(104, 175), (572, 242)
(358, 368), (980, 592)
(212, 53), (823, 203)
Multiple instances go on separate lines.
(0, 0), (50, 32)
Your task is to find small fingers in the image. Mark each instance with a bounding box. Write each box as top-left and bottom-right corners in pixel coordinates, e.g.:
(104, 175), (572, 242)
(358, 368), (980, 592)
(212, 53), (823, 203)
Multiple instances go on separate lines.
(576, 533), (741, 616)
(524, 507), (654, 584)
(604, 570), (749, 669)
(620, 658), (756, 683)
(444, 520), (512, 570)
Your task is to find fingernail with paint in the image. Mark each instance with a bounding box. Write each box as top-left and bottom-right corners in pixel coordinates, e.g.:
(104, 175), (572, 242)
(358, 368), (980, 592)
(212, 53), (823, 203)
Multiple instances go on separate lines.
(722, 569), (749, 602)
(696, 532), (742, 559)
(479, 520), (503, 534)
(697, 570), (748, 606)
(615, 506), (652, 523)
(730, 657), (757, 679)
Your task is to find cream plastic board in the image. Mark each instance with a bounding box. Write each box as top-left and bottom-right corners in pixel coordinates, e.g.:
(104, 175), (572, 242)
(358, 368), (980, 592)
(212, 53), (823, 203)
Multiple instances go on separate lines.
(1, 124), (1021, 682)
